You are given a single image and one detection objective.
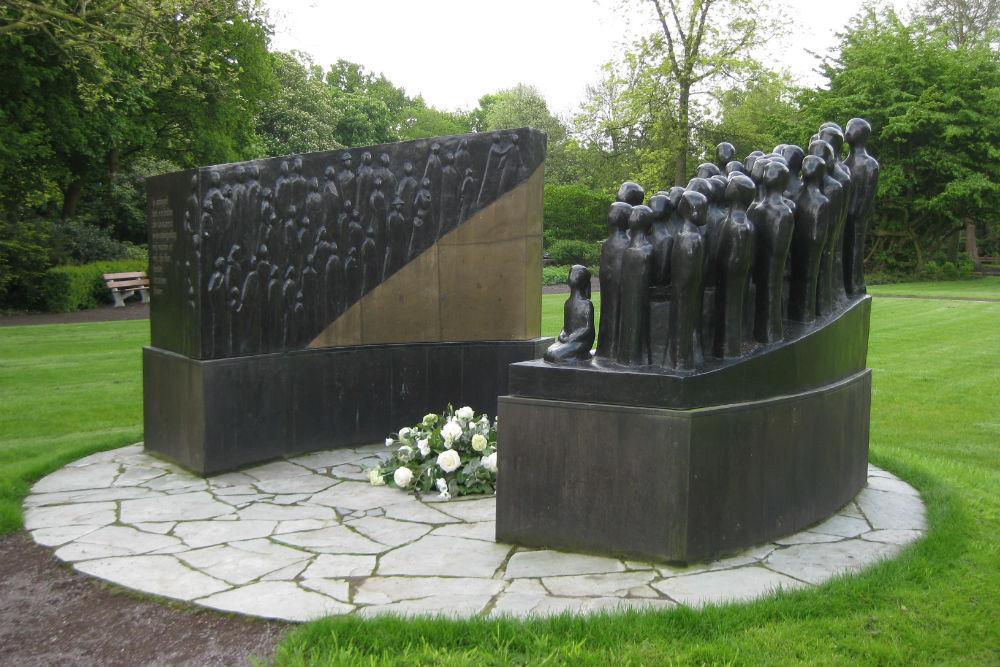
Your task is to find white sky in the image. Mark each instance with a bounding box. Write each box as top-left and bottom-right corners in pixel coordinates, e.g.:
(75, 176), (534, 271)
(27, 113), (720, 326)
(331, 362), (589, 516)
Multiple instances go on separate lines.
(265, 0), (914, 117)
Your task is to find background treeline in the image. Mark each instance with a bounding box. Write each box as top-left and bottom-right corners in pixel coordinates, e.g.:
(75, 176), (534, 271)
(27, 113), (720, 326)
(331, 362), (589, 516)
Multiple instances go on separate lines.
(2, 0), (998, 310)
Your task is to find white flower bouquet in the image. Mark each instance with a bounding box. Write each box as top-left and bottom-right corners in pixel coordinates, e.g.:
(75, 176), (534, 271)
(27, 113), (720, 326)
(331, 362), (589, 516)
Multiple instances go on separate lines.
(367, 405), (498, 499)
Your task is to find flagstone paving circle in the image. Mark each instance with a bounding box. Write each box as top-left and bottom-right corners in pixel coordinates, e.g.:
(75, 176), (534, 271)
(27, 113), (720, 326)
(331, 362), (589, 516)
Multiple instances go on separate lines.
(24, 443), (927, 622)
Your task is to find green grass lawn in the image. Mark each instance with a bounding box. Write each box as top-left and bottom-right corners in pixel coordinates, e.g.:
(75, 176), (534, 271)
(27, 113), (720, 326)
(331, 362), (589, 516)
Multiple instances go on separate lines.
(0, 320), (148, 532)
(868, 275), (1000, 299)
(1, 281), (998, 664)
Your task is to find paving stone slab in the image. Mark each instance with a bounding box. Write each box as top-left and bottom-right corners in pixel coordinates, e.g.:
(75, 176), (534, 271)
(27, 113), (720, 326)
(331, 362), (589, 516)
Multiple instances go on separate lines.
(24, 502), (117, 531)
(120, 491), (232, 523)
(866, 475), (921, 496)
(505, 550), (627, 579)
(236, 502), (338, 522)
(243, 460), (315, 480)
(856, 487), (927, 531)
(197, 581), (353, 621)
(301, 554), (377, 579)
(252, 476), (339, 495)
(30, 524), (103, 547)
(273, 525), (386, 553)
(353, 576), (506, 606)
(345, 515), (433, 547)
(76, 555), (232, 601)
(23, 486), (156, 507)
(652, 566), (806, 607)
(763, 539), (902, 585)
(173, 519), (278, 548)
(176, 539), (312, 585)
(357, 595), (494, 618)
(431, 520), (497, 542)
(809, 514), (872, 538)
(376, 535), (511, 578)
(31, 463), (121, 493)
(301, 578), (352, 601)
(431, 497), (497, 522)
(861, 529), (926, 545)
(72, 525), (182, 554)
(541, 571), (658, 597)
(309, 480), (416, 511)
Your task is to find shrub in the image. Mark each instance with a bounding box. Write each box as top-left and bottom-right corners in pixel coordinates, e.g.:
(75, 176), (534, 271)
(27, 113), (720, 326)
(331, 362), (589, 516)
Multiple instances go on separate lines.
(547, 239), (601, 267)
(41, 259), (147, 313)
(50, 218), (129, 265)
(543, 184), (611, 245)
(939, 261), (959, 280)
(0, 219), (54, 310)
(542, 265), (571, 286)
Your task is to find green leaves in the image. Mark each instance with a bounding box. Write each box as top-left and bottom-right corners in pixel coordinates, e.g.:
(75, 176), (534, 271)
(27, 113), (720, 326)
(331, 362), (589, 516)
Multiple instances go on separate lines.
(808, 6), (1000, 270)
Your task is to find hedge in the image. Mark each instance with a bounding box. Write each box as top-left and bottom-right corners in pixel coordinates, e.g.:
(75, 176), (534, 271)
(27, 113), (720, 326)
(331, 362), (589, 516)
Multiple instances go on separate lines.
(547, 239), (602, 267)
(41, 259), (148, 313)
(543, 184), (612, 246)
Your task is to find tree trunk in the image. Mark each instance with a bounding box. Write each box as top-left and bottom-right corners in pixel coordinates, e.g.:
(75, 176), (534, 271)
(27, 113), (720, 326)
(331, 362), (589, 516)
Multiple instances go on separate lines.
(108, 147), (120, 176)
(965, 219), (981, 269)
(61, 178), (85, 219)
(947, 228), (960, 264)
(674, 83), (690, 187)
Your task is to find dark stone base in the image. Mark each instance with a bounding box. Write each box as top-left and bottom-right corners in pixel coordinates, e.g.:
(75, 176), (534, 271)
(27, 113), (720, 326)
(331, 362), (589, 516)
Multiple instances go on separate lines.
(144, 338), (551, 475)
(495, 369), (871, 563)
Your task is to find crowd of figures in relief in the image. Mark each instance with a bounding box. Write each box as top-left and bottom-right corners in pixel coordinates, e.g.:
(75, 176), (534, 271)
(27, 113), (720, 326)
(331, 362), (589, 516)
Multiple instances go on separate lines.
(176, 131), (538, 358)
(545, 118), (880, 372)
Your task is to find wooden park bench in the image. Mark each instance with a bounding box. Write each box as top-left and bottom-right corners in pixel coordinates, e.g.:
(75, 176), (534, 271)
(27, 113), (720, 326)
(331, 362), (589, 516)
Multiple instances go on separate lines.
(103, 271), (150, 307)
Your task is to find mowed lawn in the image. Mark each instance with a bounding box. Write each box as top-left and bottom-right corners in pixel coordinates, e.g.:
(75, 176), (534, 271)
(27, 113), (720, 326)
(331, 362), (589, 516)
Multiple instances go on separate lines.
(0, 277), (998, 664)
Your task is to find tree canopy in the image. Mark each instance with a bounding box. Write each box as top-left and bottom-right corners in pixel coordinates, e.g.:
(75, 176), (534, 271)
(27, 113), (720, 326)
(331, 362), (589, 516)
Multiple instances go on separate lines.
(803, 7), (1000, 271)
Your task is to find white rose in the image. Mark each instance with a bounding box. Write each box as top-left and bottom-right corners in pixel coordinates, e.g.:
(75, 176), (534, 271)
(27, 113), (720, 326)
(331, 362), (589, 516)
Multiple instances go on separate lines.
(368, 469), (385, 486)
(397, 444), (413, 462)
(385, 437), (394, 447)
(437, 449), (462, 473)
(398, 427), (412, 441)
(417, 438), (430, 457)
(481, 452), (497, 473)
(435, 477), (451, 500)
(441, 421), (463, 446)
(456, 406), (475, 421)
(471, 433), (488, 452)
(393, 467), (413, 488)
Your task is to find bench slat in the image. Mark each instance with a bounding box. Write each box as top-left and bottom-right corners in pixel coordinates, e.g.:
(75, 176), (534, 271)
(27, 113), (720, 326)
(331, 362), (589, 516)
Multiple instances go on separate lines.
(103, 271), (147, 280)
(107, 279), (149, 290)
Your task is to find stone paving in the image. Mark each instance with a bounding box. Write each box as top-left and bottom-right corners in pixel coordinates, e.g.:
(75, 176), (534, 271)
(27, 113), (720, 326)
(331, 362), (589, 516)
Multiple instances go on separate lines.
(24, 444), (927, 622)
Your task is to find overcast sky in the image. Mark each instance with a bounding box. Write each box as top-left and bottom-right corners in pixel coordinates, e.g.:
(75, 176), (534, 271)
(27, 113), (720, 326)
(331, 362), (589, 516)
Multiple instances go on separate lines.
(264, 0), (913, 117)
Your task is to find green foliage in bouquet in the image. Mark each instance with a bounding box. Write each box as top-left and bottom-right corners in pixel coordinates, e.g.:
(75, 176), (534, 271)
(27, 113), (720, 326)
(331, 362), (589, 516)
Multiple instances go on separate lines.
(368, 405), (498, 500)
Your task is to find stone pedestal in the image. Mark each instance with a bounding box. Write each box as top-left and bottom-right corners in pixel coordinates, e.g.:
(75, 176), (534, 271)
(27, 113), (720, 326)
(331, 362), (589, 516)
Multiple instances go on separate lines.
(145, 338), (550, 475)
(496, 296), (872, 563)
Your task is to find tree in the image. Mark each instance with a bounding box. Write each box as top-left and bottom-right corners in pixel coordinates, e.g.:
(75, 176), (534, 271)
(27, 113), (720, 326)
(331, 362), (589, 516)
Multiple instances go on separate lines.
(471, 84), (575, 184)
(638, 0), (785, 184)
(474, 84), (566, 140)
(397, 97), (474, 141)
(255, 51), (343, 157)
(567, 54), (676, 193)
(0, 0), (274, 219)
(700, 67), (803, 160)
(804, 8), (1000, 272)
(921, 0), (1000, 47)
(920, 0), (1000, 265)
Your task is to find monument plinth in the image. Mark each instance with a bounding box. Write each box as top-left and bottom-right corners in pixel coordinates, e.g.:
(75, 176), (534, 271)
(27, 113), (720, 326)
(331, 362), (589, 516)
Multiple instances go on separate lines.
(144, 129), (550, 475)
(497, 120), (879, 563)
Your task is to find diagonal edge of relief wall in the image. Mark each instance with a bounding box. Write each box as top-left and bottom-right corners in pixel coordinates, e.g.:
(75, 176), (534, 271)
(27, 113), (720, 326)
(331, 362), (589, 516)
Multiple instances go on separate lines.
(309, 164), (544, 347)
